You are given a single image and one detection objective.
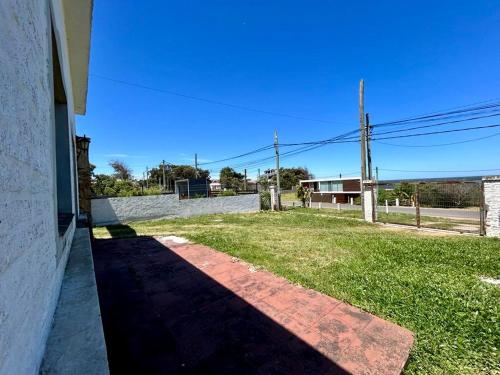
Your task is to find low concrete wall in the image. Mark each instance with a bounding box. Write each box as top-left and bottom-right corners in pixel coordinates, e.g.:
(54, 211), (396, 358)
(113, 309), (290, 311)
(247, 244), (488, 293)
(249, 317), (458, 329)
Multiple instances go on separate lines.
(484, 176), (500, 237)
(91, 194), (260, 226)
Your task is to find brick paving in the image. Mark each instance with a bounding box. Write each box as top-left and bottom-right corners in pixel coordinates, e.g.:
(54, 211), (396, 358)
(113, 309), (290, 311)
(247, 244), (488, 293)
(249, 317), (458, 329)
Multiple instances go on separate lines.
(93, 236), (413, 374)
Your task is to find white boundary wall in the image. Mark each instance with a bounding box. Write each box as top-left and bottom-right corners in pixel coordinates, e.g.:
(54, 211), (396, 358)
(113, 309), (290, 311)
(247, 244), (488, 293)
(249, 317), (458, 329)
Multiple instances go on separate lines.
(92, 194), (260, 226)
(484, 176), (500, 237)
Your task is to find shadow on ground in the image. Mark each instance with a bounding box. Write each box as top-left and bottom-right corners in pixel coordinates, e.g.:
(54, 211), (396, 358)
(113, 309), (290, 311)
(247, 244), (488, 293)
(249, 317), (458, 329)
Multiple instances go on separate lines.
(92, 236), (349, 374)
(103, 224), (137, 238)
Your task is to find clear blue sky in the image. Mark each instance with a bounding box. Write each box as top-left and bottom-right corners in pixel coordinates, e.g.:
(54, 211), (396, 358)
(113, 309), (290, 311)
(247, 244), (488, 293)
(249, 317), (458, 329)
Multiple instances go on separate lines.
(78, 0), (500, 181)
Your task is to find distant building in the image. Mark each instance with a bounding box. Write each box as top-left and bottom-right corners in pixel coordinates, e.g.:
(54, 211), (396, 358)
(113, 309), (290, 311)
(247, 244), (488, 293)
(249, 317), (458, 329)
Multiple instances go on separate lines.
(300, 177), (361, 203)
(210, 180), (222, 191)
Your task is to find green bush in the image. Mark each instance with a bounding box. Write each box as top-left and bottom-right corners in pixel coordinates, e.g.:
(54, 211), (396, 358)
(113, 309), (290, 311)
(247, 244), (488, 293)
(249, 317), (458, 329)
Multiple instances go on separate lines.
(260, 191), (271, 210)
(220, 189), (236, 196)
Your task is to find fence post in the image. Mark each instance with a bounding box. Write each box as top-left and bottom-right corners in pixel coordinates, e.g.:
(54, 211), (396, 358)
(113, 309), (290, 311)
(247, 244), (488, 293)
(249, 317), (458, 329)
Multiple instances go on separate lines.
(480, 180), (486, 236)
(385, 200), (389, 214)
(415, 184), (421, 228)
(395, 198), (400, 207)
(483, 176), (500, 237)
(270, 185), (276, 211)
(363, 180), (375, 222)
(318, 202), (322, 210)
(337, 203), (341, 211)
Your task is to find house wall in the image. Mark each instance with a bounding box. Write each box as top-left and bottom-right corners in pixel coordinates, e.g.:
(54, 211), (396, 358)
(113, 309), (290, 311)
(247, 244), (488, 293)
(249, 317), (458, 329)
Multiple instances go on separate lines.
(91, 194), (261, 226)
(0, 1), (79, 373)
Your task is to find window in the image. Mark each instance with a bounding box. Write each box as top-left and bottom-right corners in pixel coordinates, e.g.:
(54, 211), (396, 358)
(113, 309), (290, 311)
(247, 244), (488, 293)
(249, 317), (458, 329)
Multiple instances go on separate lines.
(52, 29), (74, 236)
(319, 181), (342, 192)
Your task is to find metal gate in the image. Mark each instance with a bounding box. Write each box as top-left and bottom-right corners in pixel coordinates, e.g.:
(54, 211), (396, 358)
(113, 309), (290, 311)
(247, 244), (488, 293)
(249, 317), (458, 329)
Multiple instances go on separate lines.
(375, 180), (485, 234)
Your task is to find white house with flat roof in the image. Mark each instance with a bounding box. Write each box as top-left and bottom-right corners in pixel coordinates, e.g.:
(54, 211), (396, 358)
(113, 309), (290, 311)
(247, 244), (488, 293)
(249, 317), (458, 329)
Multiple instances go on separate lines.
(0, 1), (108, 374)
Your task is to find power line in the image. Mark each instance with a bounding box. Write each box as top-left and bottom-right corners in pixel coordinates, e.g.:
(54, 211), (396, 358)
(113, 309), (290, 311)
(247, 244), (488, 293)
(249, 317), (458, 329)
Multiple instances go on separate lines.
(372, 101), (500, 128)
(370, 112), (500, 137)
(371, 123), (500, 141)
(198, 144), (274, 166)
(91, 73), (341, 124)
(379, 167), (500, 173)
(374, 131), (500, 148)
(210, 123), (500, 172)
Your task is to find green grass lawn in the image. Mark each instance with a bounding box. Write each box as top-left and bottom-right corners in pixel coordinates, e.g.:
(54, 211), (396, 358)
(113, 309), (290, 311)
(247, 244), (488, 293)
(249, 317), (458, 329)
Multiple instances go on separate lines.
(280, 191), (298, 201)
(94, 209), (500, 374)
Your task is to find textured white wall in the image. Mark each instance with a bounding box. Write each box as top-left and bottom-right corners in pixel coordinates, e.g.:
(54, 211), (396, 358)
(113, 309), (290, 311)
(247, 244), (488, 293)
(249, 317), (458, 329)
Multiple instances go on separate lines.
(484, 177), (500, 238)
(92, 194), (261, 226)
(0, 1), (77, 373)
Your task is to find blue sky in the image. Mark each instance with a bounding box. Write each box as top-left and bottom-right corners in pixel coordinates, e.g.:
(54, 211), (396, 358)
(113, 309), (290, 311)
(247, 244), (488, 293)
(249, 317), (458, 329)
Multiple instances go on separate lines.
(78, 1), (500, 180)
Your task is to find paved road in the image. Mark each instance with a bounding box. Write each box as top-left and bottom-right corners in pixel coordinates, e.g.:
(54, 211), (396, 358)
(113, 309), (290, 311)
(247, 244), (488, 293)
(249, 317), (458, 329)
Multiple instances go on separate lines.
(283, 201), (479, 220)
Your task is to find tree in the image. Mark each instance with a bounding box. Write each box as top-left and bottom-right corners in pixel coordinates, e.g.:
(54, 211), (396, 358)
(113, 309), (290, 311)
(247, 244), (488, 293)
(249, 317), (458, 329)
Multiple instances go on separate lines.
(145, 164), (210, 189)
(109, 160), (133, 180)
(91, 174), (140, 197)
(220, 167), (244, 191)
(296, 185), (311, 207)
(264, 167), (312, 190)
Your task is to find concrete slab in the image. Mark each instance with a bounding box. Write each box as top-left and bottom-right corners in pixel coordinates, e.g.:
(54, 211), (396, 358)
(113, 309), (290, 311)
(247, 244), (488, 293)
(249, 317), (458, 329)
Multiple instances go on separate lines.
(41, 229), (109, 375)
(93, 236), (413, 374)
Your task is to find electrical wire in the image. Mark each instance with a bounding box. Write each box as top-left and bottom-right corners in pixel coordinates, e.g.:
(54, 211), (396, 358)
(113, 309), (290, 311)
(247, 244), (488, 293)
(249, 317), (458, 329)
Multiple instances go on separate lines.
(91, 73), (341, 125)
(374, 131), (500, 148)
(379, 168), (500, 173)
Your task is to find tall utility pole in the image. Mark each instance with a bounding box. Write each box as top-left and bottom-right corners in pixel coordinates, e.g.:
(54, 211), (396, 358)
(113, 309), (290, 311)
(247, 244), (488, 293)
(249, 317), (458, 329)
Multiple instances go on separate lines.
(194, 153), (199, 178)
(366, 113), (376, 222)
(162, 160), (166, 191)
(244, 169), (247, 191)
(145, 166), (149, 189)
(274, 130), (281, 210)
(359, 79), (367, 213)
(257, 169), (261, 179)
(365, 113), (373, 180)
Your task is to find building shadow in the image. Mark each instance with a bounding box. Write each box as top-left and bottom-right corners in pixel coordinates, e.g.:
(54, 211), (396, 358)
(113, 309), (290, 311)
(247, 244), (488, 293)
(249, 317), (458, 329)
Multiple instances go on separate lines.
(104, 224), (137, 239)
(92, 236), (350, 375)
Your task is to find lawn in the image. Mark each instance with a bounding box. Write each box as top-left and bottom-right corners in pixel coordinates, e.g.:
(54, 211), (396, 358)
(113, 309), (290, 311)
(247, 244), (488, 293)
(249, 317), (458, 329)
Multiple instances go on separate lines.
(93, 208), (500, 374)
(280, 191), (298, 201)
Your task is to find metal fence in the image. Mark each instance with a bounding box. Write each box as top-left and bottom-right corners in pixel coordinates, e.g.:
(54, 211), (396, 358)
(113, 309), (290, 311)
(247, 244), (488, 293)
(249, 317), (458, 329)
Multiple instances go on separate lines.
(375, 180), (484, 234)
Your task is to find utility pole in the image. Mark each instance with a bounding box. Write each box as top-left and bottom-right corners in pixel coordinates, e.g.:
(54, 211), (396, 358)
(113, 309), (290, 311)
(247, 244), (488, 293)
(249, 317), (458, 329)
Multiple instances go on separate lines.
(366, 113), (376, 222)
(257, 169), (261, 179)
(359, 79), (367, 213)
(244, 169), (247, 191)
(194, 153), (199, 178)
(162, 160), (166, 191)
(274, 130), (281, 210)
(365, 113), (373, 180)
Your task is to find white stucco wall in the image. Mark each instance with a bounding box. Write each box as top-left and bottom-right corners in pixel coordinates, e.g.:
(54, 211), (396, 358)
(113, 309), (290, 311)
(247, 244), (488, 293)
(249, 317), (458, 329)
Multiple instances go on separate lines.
(91, 194), (261, 226)
(0, 1), (79, 373)
(484, 177), (500, 238)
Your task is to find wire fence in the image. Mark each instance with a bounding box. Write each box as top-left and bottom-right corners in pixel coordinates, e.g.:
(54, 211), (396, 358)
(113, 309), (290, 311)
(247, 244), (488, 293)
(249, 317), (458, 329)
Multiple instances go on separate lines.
(376, 180), (484, 233)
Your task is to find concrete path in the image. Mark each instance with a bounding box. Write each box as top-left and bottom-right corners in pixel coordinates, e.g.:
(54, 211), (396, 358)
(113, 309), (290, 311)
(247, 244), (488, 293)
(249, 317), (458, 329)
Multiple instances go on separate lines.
(93, 236), (413, 374)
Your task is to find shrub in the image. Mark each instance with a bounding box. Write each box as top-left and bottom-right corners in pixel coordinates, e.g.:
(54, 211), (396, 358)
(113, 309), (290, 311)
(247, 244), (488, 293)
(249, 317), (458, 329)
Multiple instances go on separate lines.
(220, 189), (236, 196)
(260, 191), (271, 210)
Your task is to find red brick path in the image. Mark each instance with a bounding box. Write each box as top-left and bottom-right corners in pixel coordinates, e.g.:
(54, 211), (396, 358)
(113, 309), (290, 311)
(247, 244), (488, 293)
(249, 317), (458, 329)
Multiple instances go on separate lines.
(93, 236), (413, 374)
